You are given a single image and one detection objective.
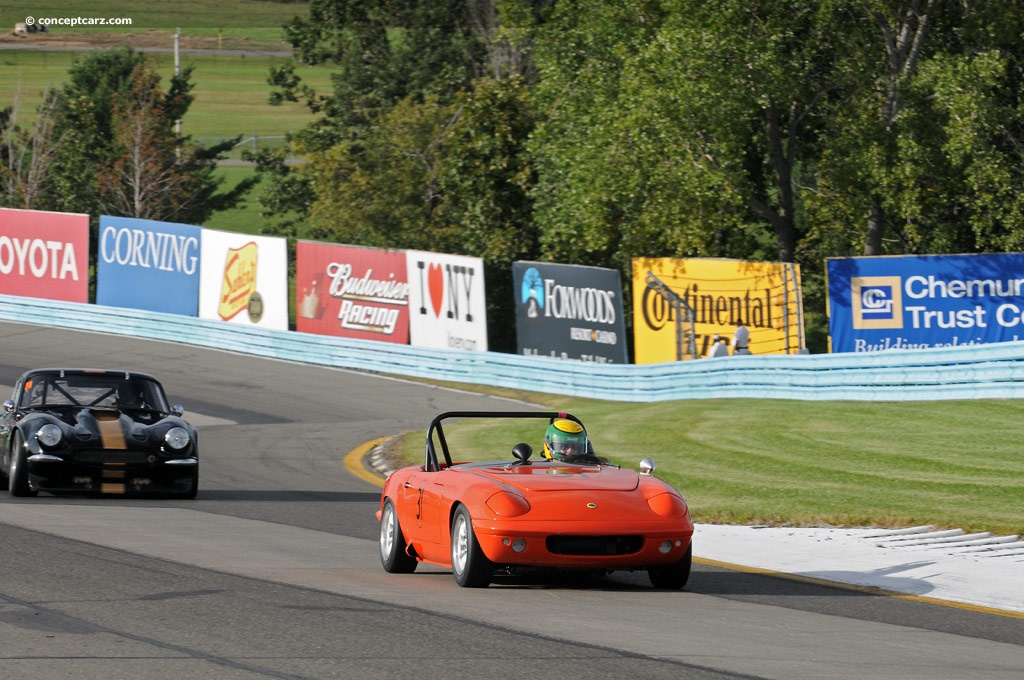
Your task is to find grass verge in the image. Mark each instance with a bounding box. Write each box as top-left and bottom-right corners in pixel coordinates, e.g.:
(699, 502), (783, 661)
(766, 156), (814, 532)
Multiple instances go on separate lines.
(390, 388), (1024, 537)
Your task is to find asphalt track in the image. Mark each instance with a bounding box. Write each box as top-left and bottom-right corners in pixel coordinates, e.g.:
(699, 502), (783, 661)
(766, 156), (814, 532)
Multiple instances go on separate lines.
(1, 321), (1022, 679)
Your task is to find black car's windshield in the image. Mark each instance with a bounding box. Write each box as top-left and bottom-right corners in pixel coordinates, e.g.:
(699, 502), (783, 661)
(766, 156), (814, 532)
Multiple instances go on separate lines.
(19, 374), (170, 412)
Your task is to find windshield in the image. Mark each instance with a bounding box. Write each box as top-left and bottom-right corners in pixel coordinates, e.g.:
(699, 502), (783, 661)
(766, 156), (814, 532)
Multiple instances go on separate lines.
(19, 374), (171, 411)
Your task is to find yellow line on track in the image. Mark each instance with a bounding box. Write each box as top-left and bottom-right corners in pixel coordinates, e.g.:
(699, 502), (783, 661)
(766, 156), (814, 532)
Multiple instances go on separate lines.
(695, 557), (1024, 620)
(344, 437), (388, 488)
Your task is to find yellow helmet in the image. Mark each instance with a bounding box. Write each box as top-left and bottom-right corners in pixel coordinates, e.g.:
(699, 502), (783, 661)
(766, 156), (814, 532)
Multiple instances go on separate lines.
(543, 418), (588, 461)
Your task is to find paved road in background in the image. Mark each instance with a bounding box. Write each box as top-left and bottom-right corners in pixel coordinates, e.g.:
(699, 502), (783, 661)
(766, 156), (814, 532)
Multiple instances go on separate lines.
(1, 321), (1021, 679)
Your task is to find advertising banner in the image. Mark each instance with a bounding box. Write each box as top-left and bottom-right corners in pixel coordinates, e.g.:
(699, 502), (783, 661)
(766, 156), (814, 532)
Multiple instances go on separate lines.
(632, 257), (805, 363)
(827, 253), (1024, 352)
(295, 241), (409, 343)
(406, 250), (487, 351)
(512, 261), (628, 363)
(198, 230), (288, 329)
(96, 216), (201, 315)
(0, 208), (89, 302)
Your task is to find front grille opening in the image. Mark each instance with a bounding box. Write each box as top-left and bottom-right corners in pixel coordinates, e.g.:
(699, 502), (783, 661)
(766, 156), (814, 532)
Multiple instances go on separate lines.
(546, 535), (643, 556)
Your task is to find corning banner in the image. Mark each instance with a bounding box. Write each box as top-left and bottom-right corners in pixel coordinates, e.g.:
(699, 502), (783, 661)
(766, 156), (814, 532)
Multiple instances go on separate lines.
(295, 241), (409, 344)
(827, 254), (1024, 352)
(198, 230), (288, 329)
(0, 208), (89, 303)
(632, 257), (805, 363)
(96, 216), (201, 316)
(406, 250), (487, 351)
(512, 261), (628, 363)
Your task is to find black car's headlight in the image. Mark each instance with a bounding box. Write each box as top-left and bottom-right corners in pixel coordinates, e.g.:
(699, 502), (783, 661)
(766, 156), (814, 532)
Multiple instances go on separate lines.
(164, 427), (191, 451)
(37, 423), (63, 448)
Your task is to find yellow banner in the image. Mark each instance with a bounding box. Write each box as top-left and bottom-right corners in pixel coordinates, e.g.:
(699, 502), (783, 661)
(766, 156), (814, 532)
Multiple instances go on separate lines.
(631, 258), (804, 363)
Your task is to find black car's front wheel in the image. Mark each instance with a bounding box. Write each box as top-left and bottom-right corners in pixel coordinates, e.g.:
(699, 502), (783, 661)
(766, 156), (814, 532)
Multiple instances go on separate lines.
(8, 432), (38, 497)
(451, 505), (493, 587)
(379, 498), (417, 573)
(648, 543), (692, 590)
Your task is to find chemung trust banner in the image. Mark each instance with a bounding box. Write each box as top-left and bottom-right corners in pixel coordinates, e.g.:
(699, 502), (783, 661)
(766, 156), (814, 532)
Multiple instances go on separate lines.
(827, 253), (1024, 352)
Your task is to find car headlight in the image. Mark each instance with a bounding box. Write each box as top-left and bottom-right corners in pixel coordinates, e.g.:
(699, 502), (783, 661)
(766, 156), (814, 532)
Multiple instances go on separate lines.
(164, 427), (191, 451)
(485, 491), (531, 517)
(646, 492), (689, 518)
(37, 423), (63, 448)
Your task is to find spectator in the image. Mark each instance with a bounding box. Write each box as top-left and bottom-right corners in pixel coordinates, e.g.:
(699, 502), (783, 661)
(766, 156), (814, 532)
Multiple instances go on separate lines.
(732, 319), (751, 355)
(708, 334), (729, 358)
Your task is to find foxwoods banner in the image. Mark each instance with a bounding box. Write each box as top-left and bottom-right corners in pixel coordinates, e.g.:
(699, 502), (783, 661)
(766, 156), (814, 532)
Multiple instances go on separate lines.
(827, 254), (1024, 352)
(512, 261), (628, 363)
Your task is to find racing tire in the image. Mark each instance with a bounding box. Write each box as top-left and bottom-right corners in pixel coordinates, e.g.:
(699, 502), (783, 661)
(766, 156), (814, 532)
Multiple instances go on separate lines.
(451, 505), (493, 588)
(379, 498), (417, 573)
(648, 543), (692, 590)
(8, 432), (38, 498)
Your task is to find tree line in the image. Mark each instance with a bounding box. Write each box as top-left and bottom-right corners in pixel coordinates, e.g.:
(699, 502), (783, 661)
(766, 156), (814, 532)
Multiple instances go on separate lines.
(4, 1), (1023, 354)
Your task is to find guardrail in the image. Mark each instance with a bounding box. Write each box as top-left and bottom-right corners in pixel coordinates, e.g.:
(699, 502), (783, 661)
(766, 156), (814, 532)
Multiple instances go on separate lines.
(3, 294), (1023, 402)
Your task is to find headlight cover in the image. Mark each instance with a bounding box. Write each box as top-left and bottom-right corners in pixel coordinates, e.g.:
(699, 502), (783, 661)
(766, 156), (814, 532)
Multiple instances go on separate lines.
(164, 427), (191, 451)
(485, 491), (531, 517)
(37, 423), (63, 448)
(646, 492), (689, 518)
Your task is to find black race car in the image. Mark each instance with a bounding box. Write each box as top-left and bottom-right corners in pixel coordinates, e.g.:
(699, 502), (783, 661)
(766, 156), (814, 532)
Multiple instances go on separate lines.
(1, 368), (199, 498)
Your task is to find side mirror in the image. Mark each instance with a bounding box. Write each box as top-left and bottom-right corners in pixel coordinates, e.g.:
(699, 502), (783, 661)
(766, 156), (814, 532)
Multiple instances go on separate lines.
(3, 399), (14, 413)
(512, 442), (533, 463)
(640, 457), (656, 475)
(172, 404), (185, 417)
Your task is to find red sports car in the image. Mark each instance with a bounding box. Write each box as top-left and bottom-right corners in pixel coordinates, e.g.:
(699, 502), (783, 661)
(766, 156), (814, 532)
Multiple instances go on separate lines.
(376, 411), (694, 588)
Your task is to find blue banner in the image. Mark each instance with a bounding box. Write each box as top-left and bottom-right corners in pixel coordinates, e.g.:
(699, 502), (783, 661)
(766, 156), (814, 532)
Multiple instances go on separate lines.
(96, 216), (201, 316)
(827, 254), (1024, 352)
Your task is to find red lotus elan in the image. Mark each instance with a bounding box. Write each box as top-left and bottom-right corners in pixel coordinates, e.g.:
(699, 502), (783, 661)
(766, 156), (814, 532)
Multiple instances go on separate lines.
(376, 411), (694, 588)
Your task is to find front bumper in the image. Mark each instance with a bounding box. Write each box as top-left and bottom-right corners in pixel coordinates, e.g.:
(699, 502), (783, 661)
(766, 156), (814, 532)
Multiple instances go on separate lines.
(473, 519), (694, 569)
(27, 452), (197, 495)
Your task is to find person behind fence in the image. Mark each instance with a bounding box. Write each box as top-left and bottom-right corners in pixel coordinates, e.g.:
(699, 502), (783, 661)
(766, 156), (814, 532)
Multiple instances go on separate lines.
(708, 334), (729, 358)
(732, 319), (751, 355)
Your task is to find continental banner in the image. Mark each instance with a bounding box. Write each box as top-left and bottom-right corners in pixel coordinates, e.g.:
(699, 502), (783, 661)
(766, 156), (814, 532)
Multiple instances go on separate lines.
(512, 261), (628, 363)
(632, 258), (805, 363)
(0, 208), (89, 303)
(827, 254), (1024, 352)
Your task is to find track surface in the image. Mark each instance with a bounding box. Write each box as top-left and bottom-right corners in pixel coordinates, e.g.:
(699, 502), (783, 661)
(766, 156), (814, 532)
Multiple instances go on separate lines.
(1, 321), (1021, 679)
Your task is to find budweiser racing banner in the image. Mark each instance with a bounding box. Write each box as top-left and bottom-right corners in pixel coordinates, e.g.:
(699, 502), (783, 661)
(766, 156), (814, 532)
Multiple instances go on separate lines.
(0, 208), (89, 303)
(406, 250), (487, 351)
(512, 261), (628, 363)
(198, 229), (288, 330)
(295, 241), (410, 344)
(96, 216), (201, 316)
(827, 253), (1024, 352)
(631, 257), (805, 363)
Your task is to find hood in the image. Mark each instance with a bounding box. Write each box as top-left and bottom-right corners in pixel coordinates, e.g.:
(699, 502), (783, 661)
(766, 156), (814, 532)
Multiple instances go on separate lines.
(463, 462), (640, 493)
(32, 407), (182, 449)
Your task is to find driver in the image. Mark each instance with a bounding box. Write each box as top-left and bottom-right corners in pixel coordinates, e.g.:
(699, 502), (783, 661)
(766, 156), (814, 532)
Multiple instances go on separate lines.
(542, 418), (590, 462)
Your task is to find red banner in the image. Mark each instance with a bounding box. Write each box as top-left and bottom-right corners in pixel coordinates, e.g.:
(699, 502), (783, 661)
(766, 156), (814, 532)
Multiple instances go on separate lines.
(0, 208), (89, 302)
(295, 241), (410, 344)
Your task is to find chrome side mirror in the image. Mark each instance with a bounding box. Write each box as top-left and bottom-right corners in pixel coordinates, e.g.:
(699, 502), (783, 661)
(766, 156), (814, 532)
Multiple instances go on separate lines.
(640, 457), (656, 475)
(172, 404), (185, 417)
(3, 399), (14, 413)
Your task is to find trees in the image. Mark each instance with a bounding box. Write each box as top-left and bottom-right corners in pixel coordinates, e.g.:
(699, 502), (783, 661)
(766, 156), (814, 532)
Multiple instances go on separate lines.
(260, 0), (1024, 353)
(45, 47), (251, 224)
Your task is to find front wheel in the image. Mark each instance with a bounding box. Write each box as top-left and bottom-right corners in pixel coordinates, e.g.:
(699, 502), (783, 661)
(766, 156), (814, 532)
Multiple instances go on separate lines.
(648, 543), (692, 590)
(451, 505), (493, 587)
(8, 432), (38, 497)
(379, 499), (417, 573)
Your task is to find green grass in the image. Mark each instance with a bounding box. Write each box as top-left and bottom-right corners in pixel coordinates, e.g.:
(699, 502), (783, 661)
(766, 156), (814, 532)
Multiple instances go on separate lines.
(1, 50), (332, 140)
(1, 0), (303, 45)
(394, 390), (1024, 537)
